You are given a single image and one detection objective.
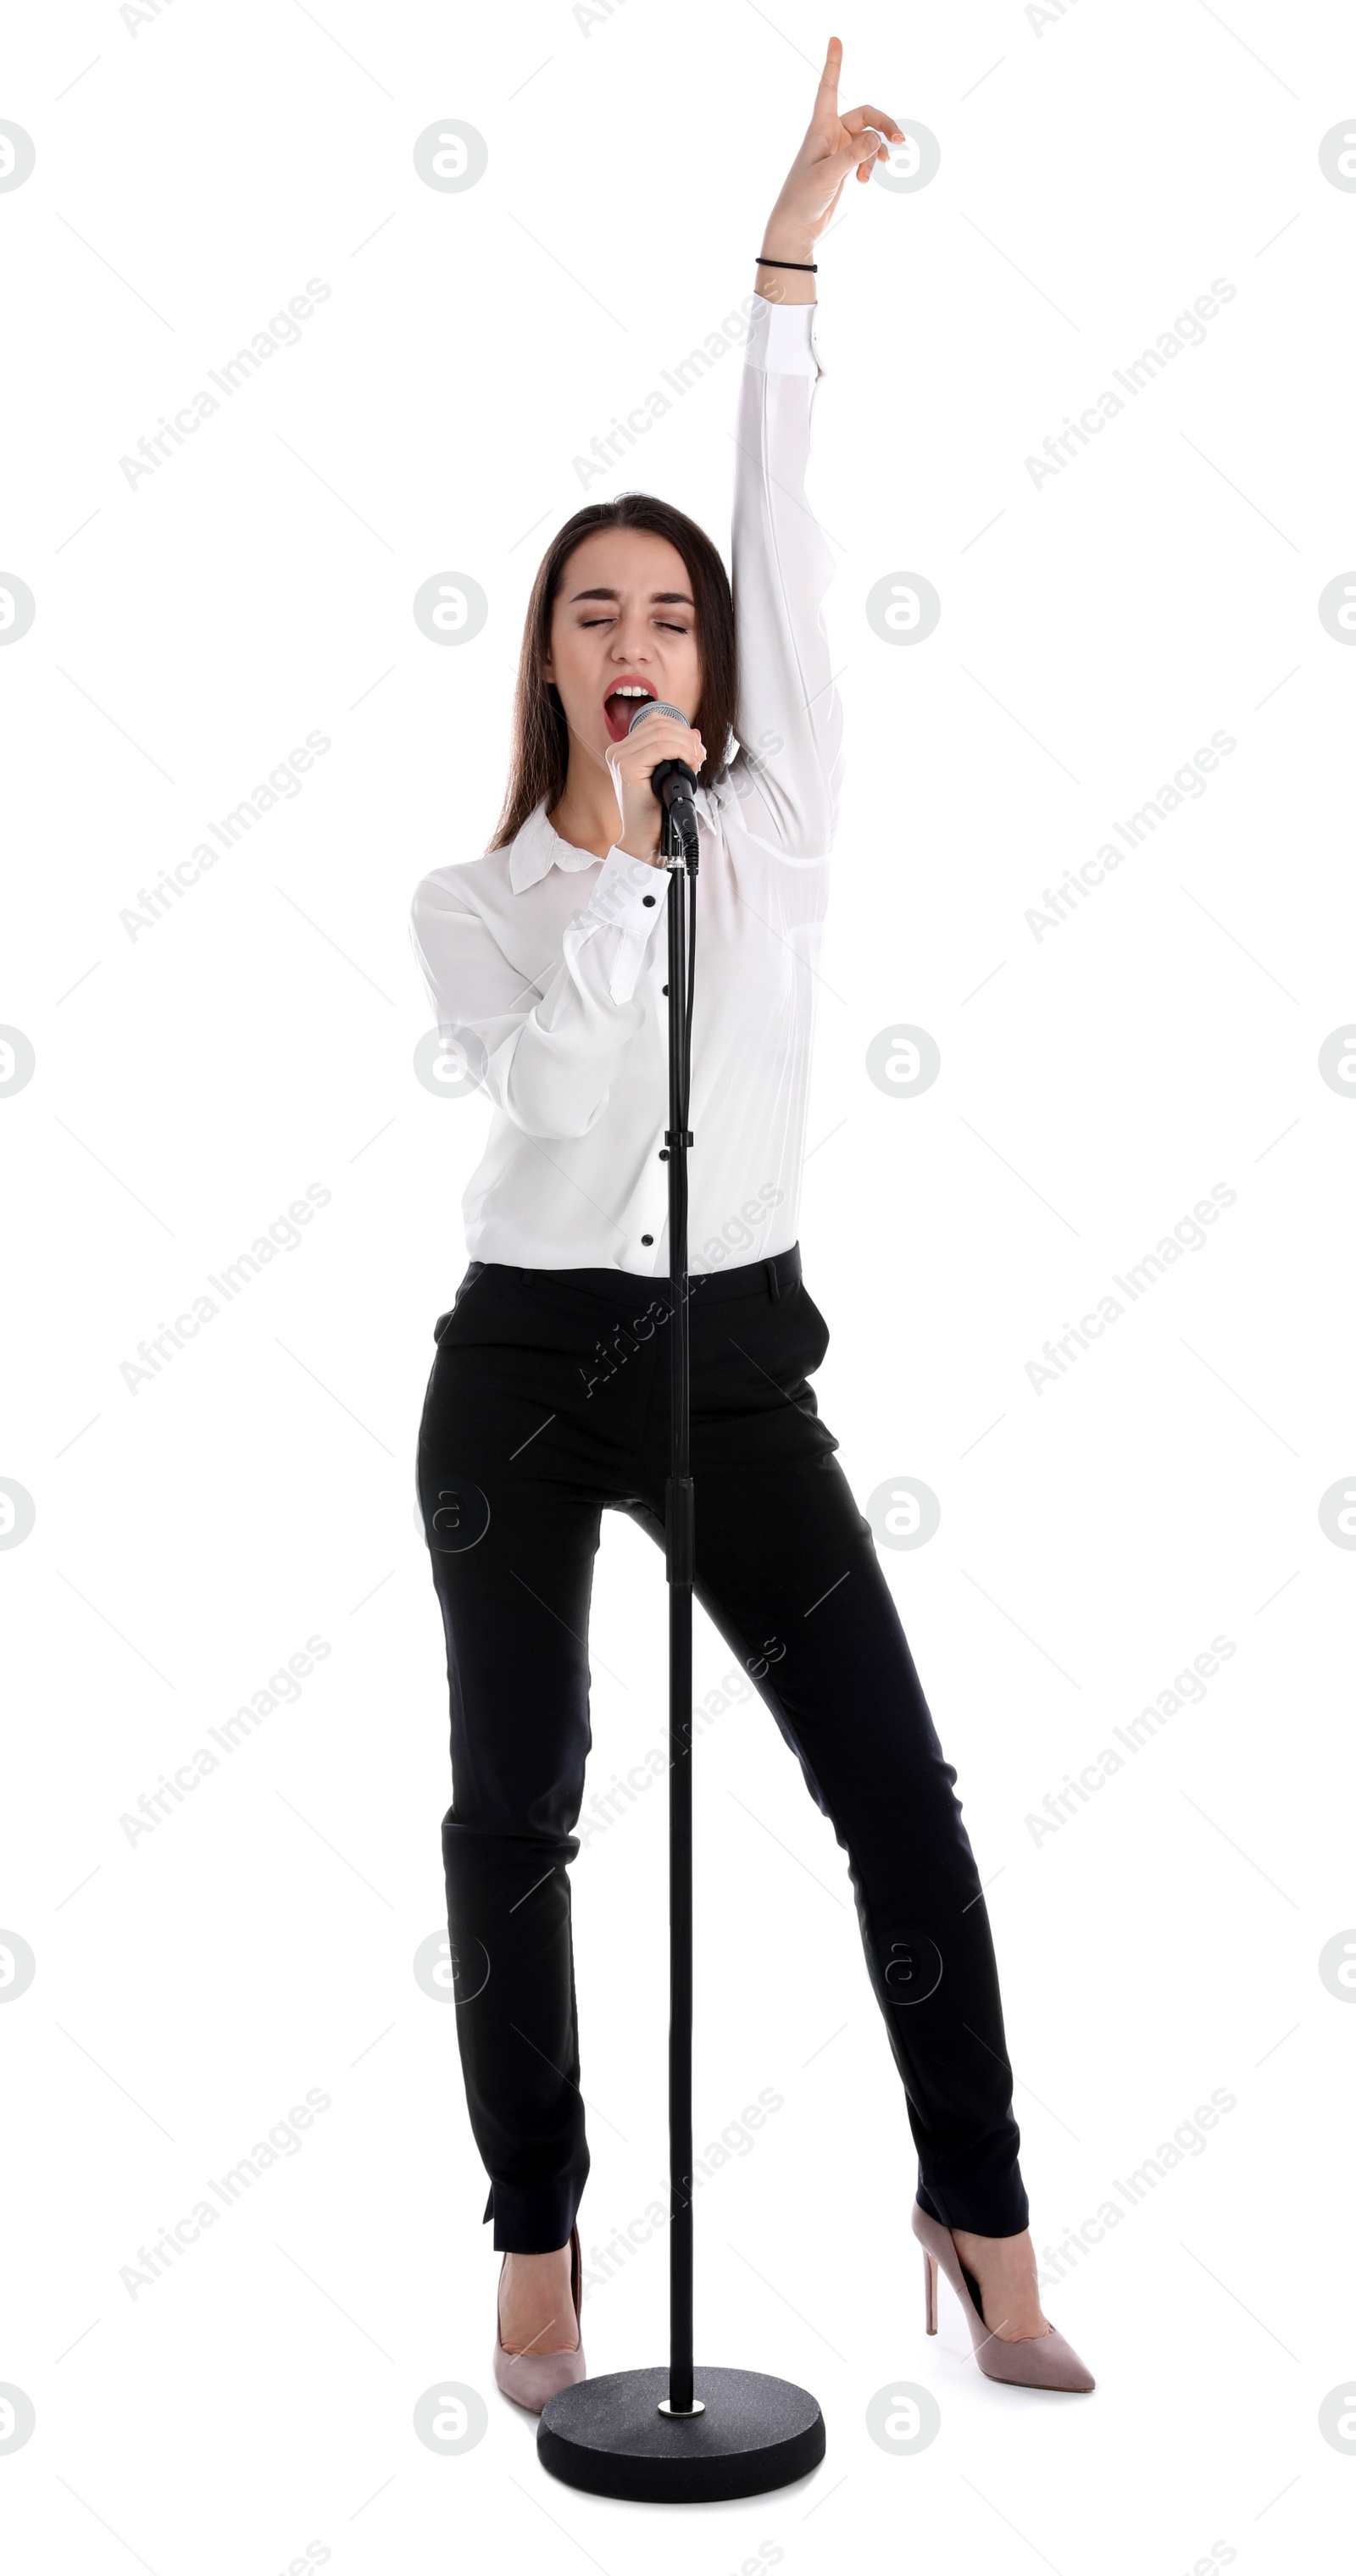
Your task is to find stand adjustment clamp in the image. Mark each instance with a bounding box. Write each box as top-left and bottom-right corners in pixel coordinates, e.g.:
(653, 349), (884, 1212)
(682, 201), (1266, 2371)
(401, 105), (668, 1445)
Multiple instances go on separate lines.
(664, 1475), (695, 1587)
(664, 1130), (694, 1148)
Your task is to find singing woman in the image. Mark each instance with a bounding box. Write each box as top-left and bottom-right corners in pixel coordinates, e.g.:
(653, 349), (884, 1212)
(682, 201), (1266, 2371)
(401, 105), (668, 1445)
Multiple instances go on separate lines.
(410, 37), (1095, 2409)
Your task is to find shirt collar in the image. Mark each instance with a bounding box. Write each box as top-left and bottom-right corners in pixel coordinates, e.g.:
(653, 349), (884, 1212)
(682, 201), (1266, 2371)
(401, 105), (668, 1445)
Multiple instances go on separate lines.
(508, 791), (709, 891)
(508, 799), (603, 893)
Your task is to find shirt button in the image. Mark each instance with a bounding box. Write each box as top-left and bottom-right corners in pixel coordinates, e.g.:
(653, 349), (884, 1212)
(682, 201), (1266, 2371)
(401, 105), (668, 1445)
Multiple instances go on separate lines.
(641, 1234), (654, 1245)
(642, 895), (656, 907)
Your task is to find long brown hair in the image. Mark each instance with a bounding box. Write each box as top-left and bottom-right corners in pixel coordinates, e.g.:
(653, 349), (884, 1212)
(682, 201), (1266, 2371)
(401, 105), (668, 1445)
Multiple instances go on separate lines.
(488, 492), (737, 852)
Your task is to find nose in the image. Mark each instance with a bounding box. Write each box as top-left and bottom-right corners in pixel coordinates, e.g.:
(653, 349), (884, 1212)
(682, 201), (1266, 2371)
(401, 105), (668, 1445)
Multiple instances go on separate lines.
(609, 616), (655, 663)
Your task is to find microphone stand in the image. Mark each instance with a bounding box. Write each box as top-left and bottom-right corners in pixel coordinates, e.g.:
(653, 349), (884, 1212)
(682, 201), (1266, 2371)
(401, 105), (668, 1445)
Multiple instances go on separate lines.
(536, 776), (826, 2505)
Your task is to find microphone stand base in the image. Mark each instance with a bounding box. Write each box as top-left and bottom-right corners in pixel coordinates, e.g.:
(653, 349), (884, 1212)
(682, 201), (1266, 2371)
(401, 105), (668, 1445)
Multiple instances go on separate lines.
(537, 2363), (825, 2504)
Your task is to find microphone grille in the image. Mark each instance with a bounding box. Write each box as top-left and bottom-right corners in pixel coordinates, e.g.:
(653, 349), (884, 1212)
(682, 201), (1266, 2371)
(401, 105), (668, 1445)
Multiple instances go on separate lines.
(626, 697), (688, 734)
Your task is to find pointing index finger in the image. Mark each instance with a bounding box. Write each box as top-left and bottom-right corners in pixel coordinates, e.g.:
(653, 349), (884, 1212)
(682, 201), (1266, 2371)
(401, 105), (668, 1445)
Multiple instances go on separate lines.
(814, 33), (843, 114)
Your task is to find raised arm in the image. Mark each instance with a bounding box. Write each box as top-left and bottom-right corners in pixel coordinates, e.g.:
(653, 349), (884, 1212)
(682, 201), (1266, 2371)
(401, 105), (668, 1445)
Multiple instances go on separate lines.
(725, 299), (842, 858)
(723, 42), (903, 857)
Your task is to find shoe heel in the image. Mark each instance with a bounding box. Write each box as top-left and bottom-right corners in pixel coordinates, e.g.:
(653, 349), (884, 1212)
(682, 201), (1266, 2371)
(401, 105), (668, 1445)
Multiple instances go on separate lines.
(923, 2246), (938, 2334)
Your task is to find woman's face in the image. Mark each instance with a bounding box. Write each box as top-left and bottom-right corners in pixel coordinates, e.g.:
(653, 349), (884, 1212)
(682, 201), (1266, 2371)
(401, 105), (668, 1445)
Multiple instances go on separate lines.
(542, 526), (705, 774)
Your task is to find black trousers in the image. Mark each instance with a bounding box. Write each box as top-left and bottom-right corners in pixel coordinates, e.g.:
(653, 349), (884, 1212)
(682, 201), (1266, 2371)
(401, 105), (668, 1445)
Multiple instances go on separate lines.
(416, 1242), (1029, 2251)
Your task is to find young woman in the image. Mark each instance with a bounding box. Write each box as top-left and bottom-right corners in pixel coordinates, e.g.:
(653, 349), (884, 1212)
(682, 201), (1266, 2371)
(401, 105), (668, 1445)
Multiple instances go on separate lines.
(410, 39), (1094, 2409)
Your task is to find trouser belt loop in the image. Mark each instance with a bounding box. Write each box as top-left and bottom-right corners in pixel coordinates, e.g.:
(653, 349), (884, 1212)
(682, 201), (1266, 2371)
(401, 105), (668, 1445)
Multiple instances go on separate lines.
(766, 1255), (781, 1302)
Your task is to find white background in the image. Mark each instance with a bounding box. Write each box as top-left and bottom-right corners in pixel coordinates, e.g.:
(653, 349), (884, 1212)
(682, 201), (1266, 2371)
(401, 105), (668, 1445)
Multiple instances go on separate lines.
(3, 2), (1354, 2569)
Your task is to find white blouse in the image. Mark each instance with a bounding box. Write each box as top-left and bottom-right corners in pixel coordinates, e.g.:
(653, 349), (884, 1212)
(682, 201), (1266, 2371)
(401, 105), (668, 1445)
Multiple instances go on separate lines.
(408, 292), (844, 1280)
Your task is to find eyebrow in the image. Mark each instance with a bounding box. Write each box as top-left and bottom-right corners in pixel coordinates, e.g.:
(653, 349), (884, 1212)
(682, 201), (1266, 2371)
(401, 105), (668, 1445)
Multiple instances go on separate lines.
(566, 586), (695, 607)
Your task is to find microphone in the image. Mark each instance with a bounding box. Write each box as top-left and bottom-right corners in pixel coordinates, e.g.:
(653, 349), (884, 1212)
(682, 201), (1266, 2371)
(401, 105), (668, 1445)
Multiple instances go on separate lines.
(626, 697), (699, 822)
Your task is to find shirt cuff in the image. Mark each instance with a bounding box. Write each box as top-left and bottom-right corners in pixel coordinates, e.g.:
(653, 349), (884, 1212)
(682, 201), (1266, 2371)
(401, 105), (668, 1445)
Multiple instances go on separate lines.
(744, 291), (824, 380)
(567, 843), (667, 1002)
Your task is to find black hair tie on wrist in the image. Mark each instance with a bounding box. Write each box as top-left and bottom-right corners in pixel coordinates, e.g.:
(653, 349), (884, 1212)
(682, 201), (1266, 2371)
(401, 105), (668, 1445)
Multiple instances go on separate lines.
(755, 256), (818, 271)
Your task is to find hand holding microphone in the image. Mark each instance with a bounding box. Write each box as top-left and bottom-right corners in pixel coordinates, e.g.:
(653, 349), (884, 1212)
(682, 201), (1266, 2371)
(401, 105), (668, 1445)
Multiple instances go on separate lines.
(604, 700), (706, 865)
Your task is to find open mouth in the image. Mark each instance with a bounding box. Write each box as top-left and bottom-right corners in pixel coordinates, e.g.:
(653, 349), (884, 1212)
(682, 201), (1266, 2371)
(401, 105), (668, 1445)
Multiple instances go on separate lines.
(603, 681), (657, 743)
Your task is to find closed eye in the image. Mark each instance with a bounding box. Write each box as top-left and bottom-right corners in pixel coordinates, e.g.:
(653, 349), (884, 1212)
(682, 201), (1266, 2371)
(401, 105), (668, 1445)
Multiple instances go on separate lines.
(577, 614), (691, 635)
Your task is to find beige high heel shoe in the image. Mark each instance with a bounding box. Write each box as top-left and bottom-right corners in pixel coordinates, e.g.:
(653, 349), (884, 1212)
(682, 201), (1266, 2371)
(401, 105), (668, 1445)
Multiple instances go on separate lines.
(492, 2224), (586, 2413)
(913, 2201), (1095, 2392)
